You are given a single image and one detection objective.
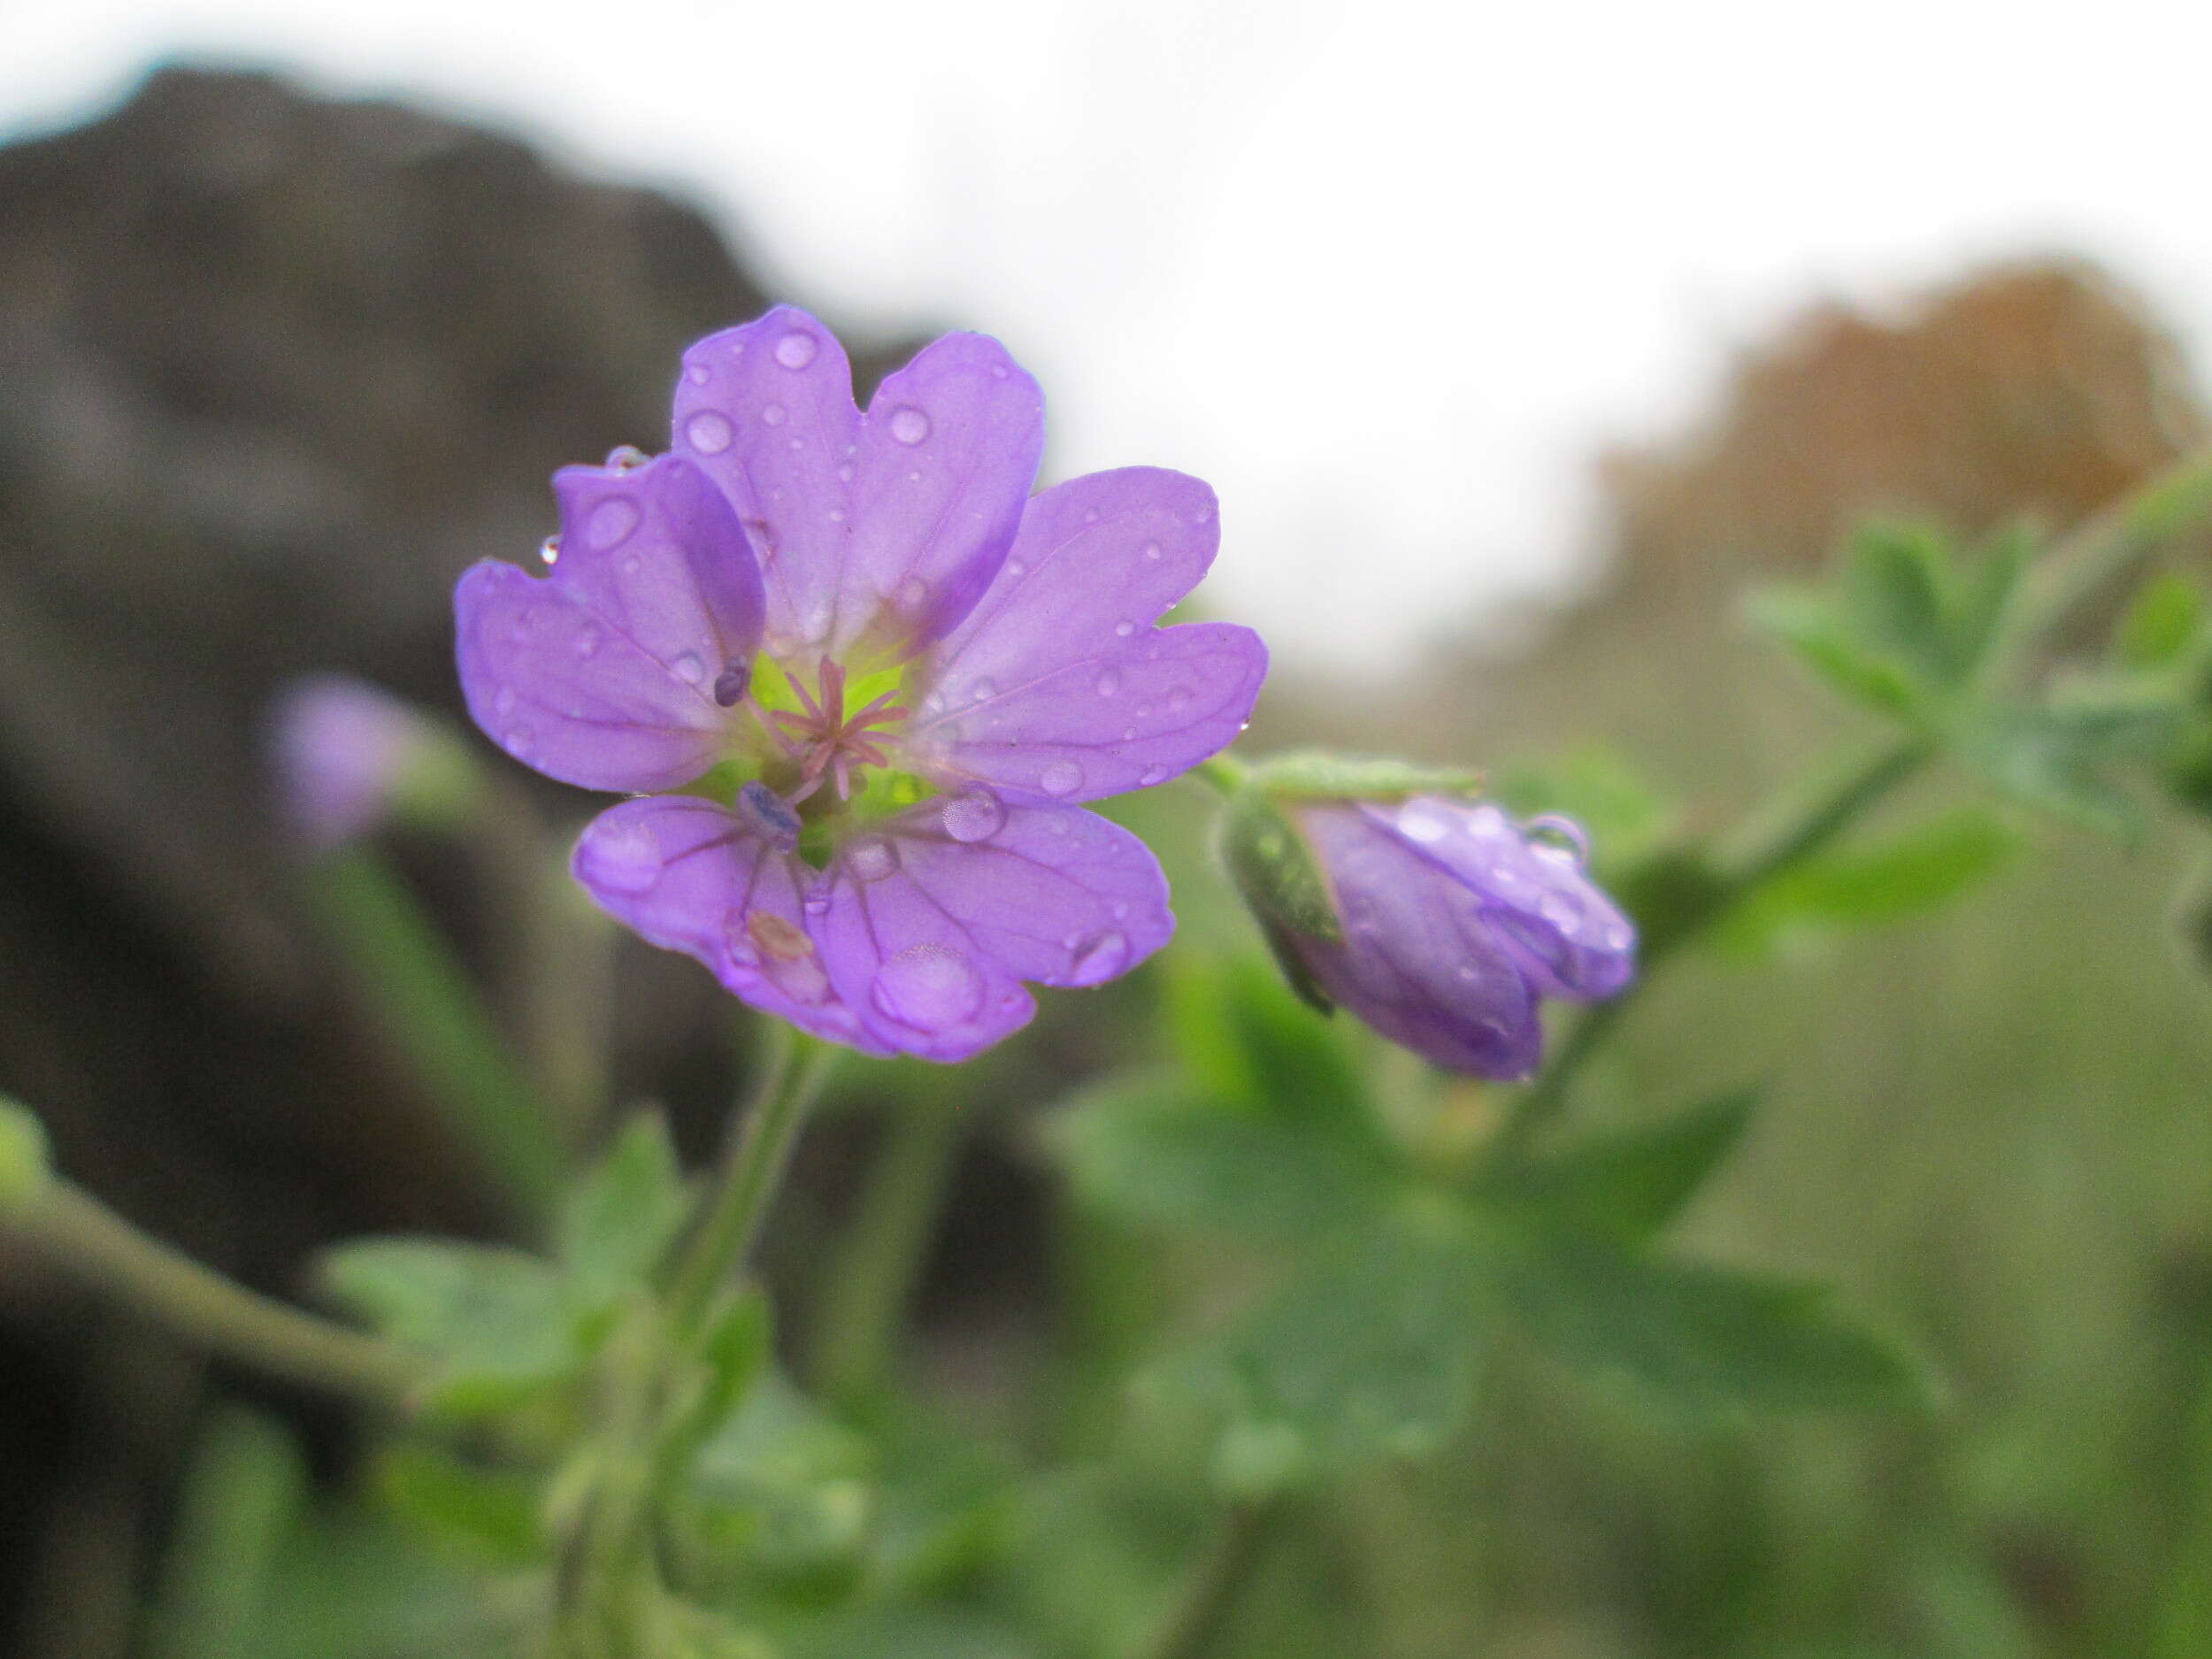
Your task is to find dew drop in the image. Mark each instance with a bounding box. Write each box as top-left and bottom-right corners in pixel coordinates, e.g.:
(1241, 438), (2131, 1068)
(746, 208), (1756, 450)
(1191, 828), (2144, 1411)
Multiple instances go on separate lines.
(907, 470), (923, 483)
(621, 556), (642, 575)
(803, 895), (830, 916)
(773, 329), (819, 369)
(672, 651), (706, 685)
(1095, 668), (1120, 697)
(1397, 803), (1453, 843)
(761, 403), (787, 426)
(584, 820), (659, 895)
(1120, 727), (1136, 741)
(493, 686), (517, 717)
(1006, 558), (1026, 577)
(1114, 620), (1136, 637)
(899, 576), (927, 611)
(827, 508), (846, 524)
(872, 945), (983, 1027)
(503, 726), (534, 757)
(941, 787), (1005, 843)
(1041, 760), (1083, 796)
(1525, 814), (1591, 866)
(1138, 765), (1167, 787)
(846, 837), (899, 881)
(1081, 508), (1100, 524)
(587, 497), (641, 549)
(971, 679), (997, 702)
(836, 462), (855, 482)
(573, 626), (602, 659)
(887, 406), (932, 445)
(1166, 686), (1193, 712)
(1068, 930), (1129, 986)
(603, 444), (649, 472)
(686, 362), (710, 385)
(1141, 541), (1162, 561)
(787, 436), (804, 451)
(539, 534), (561, 565)
(685, 410), (733, 454)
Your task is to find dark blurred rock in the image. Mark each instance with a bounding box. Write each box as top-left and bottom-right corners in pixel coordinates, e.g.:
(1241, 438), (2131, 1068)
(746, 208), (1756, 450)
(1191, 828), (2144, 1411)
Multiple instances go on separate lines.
(0, 64), (921, 1656)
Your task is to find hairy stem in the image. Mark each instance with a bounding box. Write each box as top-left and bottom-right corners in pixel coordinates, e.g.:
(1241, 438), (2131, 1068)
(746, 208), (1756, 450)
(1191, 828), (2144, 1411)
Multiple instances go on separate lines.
(9, 1179), (426, 1409)
(1138, 1500), (1285, 1659)
(663, 1026), (837, 1337)
(810, 1087), (964, 1412)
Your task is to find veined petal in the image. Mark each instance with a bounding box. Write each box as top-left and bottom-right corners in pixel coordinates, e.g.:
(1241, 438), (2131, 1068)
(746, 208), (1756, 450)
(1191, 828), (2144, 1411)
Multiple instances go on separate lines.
(455, 455), (760, 792)
(1292, 803), (1542, 1079)
(671, 306), (1042, 663)
(907, 469), (1265, 803)
(572, 796), (886, 1054)
(1366, 800), (1636, 1002)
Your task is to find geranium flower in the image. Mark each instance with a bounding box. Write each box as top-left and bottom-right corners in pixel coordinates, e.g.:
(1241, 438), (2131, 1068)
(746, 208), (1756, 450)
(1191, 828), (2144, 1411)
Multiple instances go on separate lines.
(1230, 777), (1634, 1078)
(456, 307), (1266, 1060)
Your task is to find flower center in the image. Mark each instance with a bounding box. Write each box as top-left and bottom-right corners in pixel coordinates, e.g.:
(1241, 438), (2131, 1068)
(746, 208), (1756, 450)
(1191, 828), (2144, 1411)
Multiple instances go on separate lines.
(756, 655), (910, 805)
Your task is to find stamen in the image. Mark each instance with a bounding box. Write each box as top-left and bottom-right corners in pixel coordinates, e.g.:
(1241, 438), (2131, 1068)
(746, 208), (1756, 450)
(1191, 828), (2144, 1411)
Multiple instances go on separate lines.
(713, 662), (751, 707)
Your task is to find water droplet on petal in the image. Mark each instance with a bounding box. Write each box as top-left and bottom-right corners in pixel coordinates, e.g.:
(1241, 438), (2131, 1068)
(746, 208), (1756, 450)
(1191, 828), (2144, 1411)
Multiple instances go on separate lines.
(836, 462), (855, 482)
(774, 329), (819, 369)
(685, 362), (710, 385)
(1068, 930), (1129, 986)
(907, 470), (924, 483)
(1165, 687), (1192, 712)
(941, 787), (1005, 843)
(1091, 668), (1121, 699)
(1397, 803), (1453, 843)
(685, 410), (733, 454)
(603, 444), (649, 472)
(899, 576), (927, 611)
(1081, 508), (1100, 524)
(803, 895), (830, 916)
(972, 679), (997, 702)
(1005, 558), (1026, 577)
(761, 403), (787, 426)
(1141, 541), (1162, 561)
(1041, 760), (1083, 795)
(887, 406), (931, 445)
(1138, 765), (1167, 787)
(504, 726), (534, 757)
(573, 626), (602, 659)
(539, 534), (561, 565)
(1114, 620), (1136, 637)
(1525, 814), (1591, 865)
(493, 686), (517, 716)
(872, 944), (983, 1027)
(826, 508), (845, 523)
(622, 556), (642, 575)
(672, 652), (706, 685)
(584, 820), (659, 895)
(846, 837), (899, 881)
(588, 497), (641, 549)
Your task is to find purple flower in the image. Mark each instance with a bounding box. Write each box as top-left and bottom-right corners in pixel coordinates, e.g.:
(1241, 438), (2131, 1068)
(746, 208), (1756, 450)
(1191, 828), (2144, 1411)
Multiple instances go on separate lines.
(1239, 788), (1635, 1079)
(455, 307), (1267, 1061)
(271, 674), (449, 847)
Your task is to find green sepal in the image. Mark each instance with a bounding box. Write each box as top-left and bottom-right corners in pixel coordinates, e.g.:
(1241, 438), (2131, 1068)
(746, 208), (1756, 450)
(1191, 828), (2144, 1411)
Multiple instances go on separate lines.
(1242, 749), (1482, 802)
(0, 1095), (51, 1217)
(1218, 785), (1340, 948)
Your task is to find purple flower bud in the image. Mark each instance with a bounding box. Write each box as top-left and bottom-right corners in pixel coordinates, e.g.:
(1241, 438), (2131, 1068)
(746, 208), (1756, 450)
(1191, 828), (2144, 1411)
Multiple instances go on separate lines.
(1232, 786), (1635, 1079)
(269, 674), (447, 848)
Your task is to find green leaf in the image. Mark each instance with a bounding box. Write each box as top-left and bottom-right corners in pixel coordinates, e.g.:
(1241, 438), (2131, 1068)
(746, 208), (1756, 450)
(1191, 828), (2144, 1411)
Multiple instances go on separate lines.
(318, 1238), (576, 1415)
(557, 1110), (690, 1302)
(1715, 809), (2021, 954)
(1047, 1071), (1394, 1240)
(2116, 572), (2205, 671)
(1842, 524), (1953, 686)
(1497, 1233), (1933, 1415)
(1746, 588), (1924, 720)
(1143, 1207), (1489, 1479)
(1479, 1092), (1754, 1241)
(675, 1371), (875, 1595)
(1956, 699), (2162, 834)
(373, 1445), (542, 1566)
(1216, 953), (1373, 1133)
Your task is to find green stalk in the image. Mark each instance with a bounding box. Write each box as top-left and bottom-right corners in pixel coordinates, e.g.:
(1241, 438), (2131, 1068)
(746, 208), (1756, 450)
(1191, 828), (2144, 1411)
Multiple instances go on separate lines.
(663, 1027), (838, 1338)
(1136, 1500), (1285, 1659)
(307, 846), (564, 1225)
(9, 1178), (425, 1409)
(809, 1087), (964, 1412)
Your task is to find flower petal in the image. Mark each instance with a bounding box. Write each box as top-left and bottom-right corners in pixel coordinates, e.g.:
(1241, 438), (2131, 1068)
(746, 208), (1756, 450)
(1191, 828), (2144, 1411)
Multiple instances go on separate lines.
(455, 455), (760, 792)
(1292, 803), (1543, 1079)
(1369, 800), (1636, 1001)
(572, 796), (886, 1054)
(671, 306), (1042, 663)
(906, 469), (1266, 803)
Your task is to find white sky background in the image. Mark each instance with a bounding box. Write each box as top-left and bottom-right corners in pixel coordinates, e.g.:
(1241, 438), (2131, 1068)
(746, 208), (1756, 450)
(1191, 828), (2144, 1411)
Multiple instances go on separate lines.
(6, 0), (2212, 675)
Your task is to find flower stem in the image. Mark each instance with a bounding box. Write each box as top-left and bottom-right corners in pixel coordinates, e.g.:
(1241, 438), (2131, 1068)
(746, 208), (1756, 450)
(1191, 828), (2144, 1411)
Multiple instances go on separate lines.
(663, 1026), (837, 1337)
(7, 1178), (426, 1409)
(809, 1086), (964, 1413)
(1137, 1500), (1285, 1659)
(1496, 735), (1930, 1157)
